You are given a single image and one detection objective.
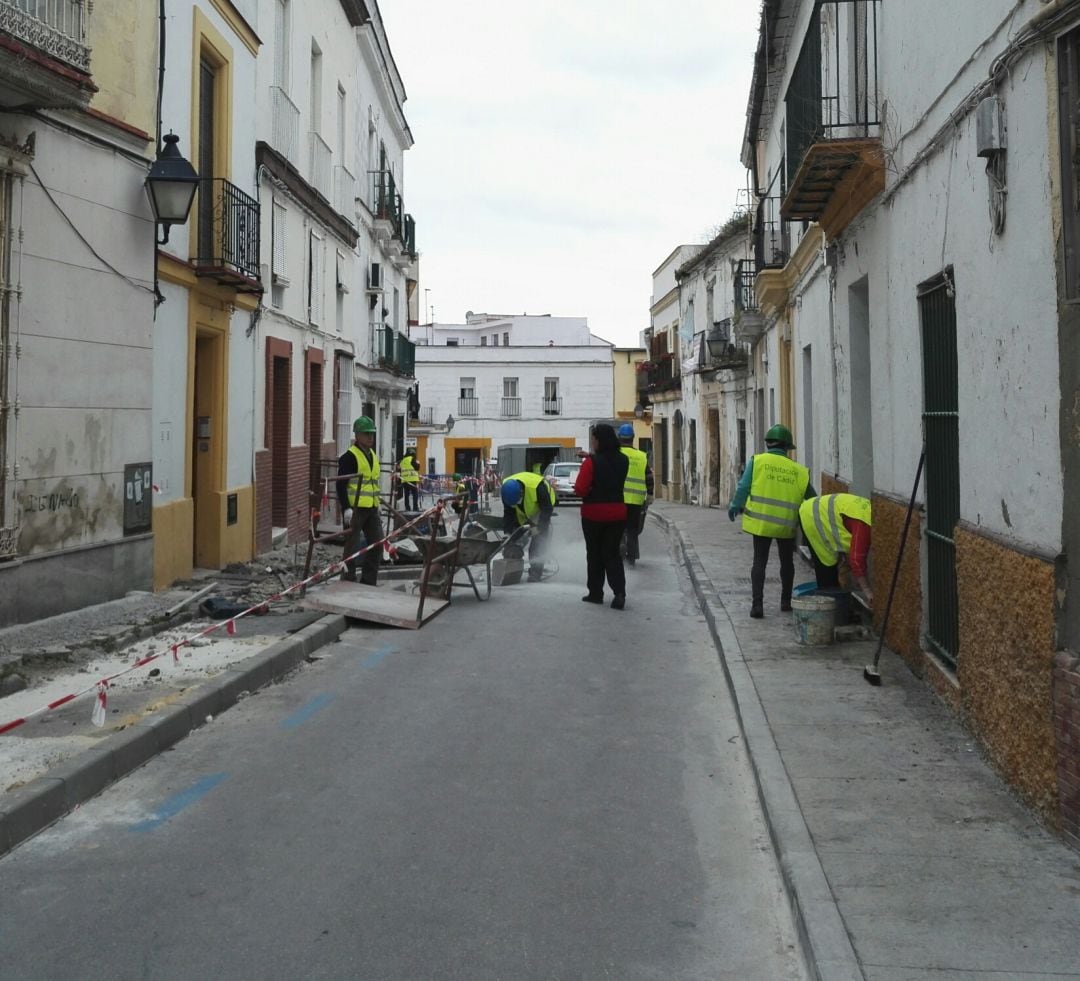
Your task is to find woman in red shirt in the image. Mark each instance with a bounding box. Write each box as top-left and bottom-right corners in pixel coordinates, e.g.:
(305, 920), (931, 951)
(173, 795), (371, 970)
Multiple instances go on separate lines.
(574, 424), (630, 609)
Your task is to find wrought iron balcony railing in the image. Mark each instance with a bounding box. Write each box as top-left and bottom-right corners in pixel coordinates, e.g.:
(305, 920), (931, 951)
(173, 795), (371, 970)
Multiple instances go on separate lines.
(0, 0), (90, 73)
(786, 0), (881, 177)
(415, 406), (434, 426)
(309, 131), (332, 201)
(270, 86), (300, 165)
(372, 327), (415, 377)
(402, 213), (417, 257)
(735, 259), (757, 313)
(458, 397), (478, 417)
(754, 171), (790, 270)
(373, 170), (417, 254)
(501, 397), (521, 418)
(194, 178), (261, 284)
(542, 397), (563, 416)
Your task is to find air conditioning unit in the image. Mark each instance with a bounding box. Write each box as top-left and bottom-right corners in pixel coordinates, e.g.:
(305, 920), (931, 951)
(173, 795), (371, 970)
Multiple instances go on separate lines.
(366, 262), (383, 293)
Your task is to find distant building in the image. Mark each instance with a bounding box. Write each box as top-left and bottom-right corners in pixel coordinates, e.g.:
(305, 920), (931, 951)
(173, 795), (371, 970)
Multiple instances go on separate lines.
(410, 313), (614, 474)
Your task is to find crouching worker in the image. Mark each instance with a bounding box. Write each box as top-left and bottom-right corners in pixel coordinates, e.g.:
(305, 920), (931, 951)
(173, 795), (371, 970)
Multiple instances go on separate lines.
(501, 471), (554, 583)
(798, 493), (874, 607)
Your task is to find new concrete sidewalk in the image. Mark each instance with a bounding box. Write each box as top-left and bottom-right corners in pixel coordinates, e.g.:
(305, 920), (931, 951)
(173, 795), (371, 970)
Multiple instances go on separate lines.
(650, 500), (1080, 981)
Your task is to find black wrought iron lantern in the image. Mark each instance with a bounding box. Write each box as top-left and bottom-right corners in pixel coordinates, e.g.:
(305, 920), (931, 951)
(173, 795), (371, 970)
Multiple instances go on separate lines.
(145, 133), (199, 243)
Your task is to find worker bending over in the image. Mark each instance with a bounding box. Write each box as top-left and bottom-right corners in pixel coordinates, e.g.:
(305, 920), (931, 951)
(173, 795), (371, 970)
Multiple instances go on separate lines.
(337, 415), (382, 586)
(501, 471), (554, 583)
(799, 493), (874, 607)
(617, 423), (653, 566)
(729, 424), (814, 618)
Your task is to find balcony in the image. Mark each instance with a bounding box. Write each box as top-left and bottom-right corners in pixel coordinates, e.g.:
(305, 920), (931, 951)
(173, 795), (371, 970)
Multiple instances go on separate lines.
(402, 213), (417, 258)
(755, 172), (790, 270)
(413, 406), (434, 426)
(0, 0), (93, 106)
(333, 164), (355, 219)
(458, 397), (478, 417)
(270, 86), (300, 166)
(501, 397), (521, 418)
(372, 326), (415, 378)
(734, 259), (757, 314)
(372, 169), (401, 243)
(193, 178), (261, 289)
(542, 397), (562, 416)
(781, 0), (884, 238)
(308, 131), (332, 202)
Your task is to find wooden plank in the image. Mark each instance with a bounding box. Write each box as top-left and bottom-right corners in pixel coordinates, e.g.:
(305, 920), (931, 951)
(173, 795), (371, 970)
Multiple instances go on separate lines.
(302, 580), (450, 629)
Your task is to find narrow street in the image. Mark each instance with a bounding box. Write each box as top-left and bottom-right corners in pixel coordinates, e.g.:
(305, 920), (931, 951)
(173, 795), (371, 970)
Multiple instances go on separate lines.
(0, 516), (805, 981)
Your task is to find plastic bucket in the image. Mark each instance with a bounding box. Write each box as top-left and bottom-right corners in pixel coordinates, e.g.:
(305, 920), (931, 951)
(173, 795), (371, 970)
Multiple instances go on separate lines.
(791, 595), (836, 646)
(792, 583), (851, 627)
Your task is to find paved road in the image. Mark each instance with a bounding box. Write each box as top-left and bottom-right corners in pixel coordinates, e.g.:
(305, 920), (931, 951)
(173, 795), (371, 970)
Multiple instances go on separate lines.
(0, 514), (805, 981)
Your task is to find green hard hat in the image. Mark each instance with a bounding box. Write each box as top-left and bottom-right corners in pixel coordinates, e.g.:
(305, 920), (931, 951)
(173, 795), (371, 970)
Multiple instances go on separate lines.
(764, 424), (795, 449)
(453, 473), (462, 481)
(352, 415), (376, 434)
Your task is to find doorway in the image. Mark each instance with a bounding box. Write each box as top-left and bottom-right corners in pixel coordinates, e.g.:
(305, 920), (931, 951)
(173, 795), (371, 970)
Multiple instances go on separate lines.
(271, 355), (291, 528)
(454, 447), (482, 476)
(707, 407), (721, 505)
(308, 358), (323, 499)
(802, 345), (814, 484)
(192, 329), (225, 568)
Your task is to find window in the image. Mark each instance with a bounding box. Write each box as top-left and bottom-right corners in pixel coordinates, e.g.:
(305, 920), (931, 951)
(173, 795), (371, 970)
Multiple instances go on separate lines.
(197, 57), (217, 261)
(335, 249), (348, 294)
(334, 353), (353, 453)
(503, 332), (509, 346)
(310, 42), (322, 134)
(543, 377), (560, 415)
(445, 338), (459, 347)
(273, 0), (289, 89)
(1060, 27), (1080, 297)
(308, 229), (325, 326)
(460, 377), (475, 398)
(336, 83), (346, 160)
(503, 377), (518, 398)
(492, 334), (499, 346)
(271, 200), (288, 308)
(480, 336), (487, 346)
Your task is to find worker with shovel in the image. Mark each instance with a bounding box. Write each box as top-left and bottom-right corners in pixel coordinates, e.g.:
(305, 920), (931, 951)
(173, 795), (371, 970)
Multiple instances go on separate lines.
(501, 471), (554, 582)
(799, 493), (874, 607)
(728, 424), (814, 618)
(337, 415), (383, 586)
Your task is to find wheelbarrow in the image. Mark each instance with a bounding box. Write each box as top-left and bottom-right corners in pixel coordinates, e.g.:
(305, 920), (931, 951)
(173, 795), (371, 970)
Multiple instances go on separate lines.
(408, 524), (530, 600)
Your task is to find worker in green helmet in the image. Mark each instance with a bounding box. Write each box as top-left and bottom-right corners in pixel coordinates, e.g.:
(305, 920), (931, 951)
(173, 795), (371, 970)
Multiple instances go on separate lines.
(337, 415), (382, 585)
(728, 424), (816, 618)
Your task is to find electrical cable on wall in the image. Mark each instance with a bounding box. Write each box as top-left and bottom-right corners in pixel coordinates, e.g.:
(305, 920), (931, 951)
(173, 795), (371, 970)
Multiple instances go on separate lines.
(987, 151), (1008, 240)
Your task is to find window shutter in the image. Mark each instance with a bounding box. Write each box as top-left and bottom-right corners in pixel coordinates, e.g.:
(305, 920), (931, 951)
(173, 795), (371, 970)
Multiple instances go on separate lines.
(309, 229), (325, 326)
(272, 201), (287, 281)
(336, 249), (348, 293)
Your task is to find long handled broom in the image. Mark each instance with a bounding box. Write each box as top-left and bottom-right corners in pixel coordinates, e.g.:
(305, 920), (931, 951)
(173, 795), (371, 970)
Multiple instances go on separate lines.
(864, 450), (925, 686)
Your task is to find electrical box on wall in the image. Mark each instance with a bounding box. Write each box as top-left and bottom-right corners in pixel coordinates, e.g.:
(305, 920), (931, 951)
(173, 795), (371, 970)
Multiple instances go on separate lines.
(976, 96), (1006, 157)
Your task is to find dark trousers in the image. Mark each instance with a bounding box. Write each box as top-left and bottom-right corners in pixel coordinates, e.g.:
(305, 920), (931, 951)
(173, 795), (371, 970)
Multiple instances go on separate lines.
(582, 518), (626, 599)
(402, 482), (419, 511)
(751, 534), (795, 605)
(624, 504), (643, 561)
(343, 506), (383, 585)
(810, 549), (841, 589)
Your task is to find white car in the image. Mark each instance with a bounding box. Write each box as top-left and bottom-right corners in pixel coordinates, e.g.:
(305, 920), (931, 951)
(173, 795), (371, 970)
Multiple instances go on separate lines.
(544, 462), (582, 503)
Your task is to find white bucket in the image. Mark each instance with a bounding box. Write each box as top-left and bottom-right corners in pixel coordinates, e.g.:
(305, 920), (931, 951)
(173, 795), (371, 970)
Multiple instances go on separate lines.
(791, 595), (836, 646)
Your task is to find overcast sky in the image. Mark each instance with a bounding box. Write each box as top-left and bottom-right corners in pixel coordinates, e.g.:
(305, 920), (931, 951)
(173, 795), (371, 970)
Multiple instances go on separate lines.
(378, 2), (761, 348)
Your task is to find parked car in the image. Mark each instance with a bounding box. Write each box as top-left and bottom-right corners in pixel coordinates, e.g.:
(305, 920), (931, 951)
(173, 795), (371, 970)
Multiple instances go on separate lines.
(544, 461), (582, 503)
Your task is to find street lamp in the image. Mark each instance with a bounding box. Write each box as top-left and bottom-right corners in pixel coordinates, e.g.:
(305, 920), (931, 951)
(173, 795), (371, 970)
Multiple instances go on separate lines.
(145, 133), (199, 244)
(706, 323), (731, 361)
(633, 402), (645, 419)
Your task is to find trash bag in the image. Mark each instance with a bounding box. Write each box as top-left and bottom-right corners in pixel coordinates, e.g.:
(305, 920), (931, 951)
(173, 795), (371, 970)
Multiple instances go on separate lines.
(200, 597), (250, 620)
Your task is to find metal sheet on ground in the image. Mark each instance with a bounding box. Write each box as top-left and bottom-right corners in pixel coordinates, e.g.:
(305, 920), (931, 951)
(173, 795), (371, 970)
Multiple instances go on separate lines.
(302, 580), (449, 629)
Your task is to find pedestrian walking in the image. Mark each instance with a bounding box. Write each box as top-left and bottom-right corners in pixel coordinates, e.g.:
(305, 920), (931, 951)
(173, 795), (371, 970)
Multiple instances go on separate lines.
(337, 415), (383, 586)
(728, 424), (814, 618)
(398, 448), (420, 511)
(617, 423), (653, 566)
(575, 423), (630, 609)
(799, 493), (874, 606)
(501, 470), (554, 582)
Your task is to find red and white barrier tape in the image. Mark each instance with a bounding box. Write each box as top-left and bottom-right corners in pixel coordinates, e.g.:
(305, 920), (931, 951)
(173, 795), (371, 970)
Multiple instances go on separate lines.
(0, 500), (448, 736)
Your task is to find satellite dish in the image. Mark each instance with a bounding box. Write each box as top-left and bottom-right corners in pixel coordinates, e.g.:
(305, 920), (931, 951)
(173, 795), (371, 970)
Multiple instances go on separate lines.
(465, 310), (474, 318)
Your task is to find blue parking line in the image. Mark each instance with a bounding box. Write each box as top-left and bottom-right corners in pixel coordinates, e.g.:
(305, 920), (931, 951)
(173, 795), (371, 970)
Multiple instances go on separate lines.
(280, 693), (336, 730)
(130, 772), (228, 833)
(362, 644), (396, 669)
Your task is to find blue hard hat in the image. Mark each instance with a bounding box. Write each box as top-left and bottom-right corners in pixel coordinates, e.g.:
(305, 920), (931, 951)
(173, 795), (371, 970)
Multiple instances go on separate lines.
(617, 423), (635, 439)
(501, 479), (524, 507)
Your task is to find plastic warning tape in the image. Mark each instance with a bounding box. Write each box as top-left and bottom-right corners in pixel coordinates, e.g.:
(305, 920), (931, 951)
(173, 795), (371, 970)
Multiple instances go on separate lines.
(0, 501), (448, 736)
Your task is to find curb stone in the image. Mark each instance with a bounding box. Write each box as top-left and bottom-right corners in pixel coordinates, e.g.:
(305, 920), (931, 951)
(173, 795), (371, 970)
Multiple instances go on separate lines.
(0, 613), (348, 859)
(651, 509), (864, 981)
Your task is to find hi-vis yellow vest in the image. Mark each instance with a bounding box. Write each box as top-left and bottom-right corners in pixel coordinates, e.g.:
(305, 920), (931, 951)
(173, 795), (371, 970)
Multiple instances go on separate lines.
(799, 494), (872, 567)
(505, 471), (545, 526)
(399, 453), (419, 484)
(741, 453), (810, 539)
(346, 446), (381, 508)
(620, 446), (649, 506)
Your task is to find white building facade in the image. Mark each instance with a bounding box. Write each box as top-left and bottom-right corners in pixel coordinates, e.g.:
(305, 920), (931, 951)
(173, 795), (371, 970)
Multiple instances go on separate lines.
(411, 314), (614, 475)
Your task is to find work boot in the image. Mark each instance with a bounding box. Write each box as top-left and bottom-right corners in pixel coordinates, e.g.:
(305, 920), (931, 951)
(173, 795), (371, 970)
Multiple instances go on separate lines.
(750, 602), (764, 619)
(341, 569), (357, 583)
(611, 594), (626, 610)
(582, 593), (603, 604)
(780, 598), (793, 613)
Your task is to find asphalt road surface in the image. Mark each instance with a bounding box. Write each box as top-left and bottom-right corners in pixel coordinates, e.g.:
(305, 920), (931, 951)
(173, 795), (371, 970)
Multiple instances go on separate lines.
(0, 512), (806, 981)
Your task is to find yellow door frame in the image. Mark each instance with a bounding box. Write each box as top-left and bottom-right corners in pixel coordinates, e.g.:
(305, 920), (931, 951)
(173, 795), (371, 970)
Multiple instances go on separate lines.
(444, 437), (492, 475)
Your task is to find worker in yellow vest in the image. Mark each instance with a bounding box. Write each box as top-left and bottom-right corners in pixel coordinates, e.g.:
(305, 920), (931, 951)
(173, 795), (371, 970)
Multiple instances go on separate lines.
(617, 423), (653, 566)
(501, 471), (554, 582)
(799, 494), (874, 607)
(336, 416), (382, 585)
(729, 424), (814, 618)
(397, 449), (420, 511)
